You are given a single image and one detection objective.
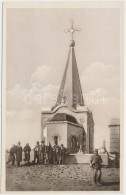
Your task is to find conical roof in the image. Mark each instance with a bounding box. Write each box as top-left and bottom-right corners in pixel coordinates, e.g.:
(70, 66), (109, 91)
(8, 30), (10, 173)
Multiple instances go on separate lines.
(56, 40), (84, 108)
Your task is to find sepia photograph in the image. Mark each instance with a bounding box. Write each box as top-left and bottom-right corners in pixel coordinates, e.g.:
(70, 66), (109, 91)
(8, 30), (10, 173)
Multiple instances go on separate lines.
(1, 1), (124, 193)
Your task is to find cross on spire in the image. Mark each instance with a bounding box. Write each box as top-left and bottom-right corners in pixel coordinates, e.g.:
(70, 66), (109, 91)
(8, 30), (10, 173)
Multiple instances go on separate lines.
(65, 21), (81, 40)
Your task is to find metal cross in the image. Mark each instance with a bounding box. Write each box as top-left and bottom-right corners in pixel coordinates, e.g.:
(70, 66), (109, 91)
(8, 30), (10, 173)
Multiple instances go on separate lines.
(65, 21), (81, 40)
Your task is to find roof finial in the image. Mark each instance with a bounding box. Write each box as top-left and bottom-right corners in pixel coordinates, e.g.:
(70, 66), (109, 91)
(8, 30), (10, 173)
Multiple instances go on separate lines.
(65, 20), (81, 41)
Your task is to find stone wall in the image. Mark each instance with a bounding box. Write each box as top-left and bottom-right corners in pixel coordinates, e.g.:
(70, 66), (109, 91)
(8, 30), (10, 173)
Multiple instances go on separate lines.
(110, 126), (120, 153)
(109, 118), (120, 153)
(64, 153), (108, 166)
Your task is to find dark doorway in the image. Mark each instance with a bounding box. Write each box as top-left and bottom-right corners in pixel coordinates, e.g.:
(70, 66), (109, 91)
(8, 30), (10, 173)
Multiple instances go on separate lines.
(71, 136), (77, 149)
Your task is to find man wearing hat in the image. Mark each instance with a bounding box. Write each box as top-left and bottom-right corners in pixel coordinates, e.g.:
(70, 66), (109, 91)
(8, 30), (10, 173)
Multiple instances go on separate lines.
(90, 149), (102, 185)
(15, 141), (22, 167)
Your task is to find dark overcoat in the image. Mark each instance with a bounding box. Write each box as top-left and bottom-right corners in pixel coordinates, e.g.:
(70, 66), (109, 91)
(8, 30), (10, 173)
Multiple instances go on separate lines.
(8, 146), (16, 162)
(15, 145), (22, 162)
(39, 144), (46, 164)
(46, 145), (53, 161)
(24, 146), (31, 162)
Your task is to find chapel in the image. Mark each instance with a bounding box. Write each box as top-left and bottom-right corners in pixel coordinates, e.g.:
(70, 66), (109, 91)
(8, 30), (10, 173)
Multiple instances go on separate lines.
(41, 23), (94, 153)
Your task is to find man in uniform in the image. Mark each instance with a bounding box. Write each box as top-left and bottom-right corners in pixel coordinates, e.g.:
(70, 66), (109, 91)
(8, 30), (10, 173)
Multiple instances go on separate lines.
(90, 149), (102, 185)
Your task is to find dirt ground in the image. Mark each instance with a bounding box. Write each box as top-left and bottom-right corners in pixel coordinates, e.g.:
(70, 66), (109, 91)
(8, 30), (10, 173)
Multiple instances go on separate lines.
(6, 164), (120, 191)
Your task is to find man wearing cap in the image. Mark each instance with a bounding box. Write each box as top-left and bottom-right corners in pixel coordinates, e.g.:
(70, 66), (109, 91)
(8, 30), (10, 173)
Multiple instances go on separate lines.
(34, 141), (40, 164)
(90, 149), (102, 185)
(15, 141), (22, 167)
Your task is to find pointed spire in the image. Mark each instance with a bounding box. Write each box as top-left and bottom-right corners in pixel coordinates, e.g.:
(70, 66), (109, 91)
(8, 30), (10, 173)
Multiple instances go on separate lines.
(55, 22), (84, 109)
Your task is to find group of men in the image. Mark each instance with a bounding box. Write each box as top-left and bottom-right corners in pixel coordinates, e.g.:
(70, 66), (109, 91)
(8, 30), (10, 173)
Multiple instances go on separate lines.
(6, 140), (66, 167)
(6, 141), (31, 167)
(6, 142), (102, 185)
(34, 141), (66, 165)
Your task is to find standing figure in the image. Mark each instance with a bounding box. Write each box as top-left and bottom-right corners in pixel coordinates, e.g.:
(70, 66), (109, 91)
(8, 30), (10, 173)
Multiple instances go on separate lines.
(15, 141), (22, 167)
(56, 145), (61, 165)
(39, 140), (46, 165)
(53, 144), (57, 164)
(44, 147), (49, 165)
(60, 144), (66, 165)
(6, 145), (16, 165)
(24, 143), (31, 165)
(71, 137), (76, 149)
(46, 142), (53, 164)
(34, 141), (40, 164)
(90, 149), (102, 185)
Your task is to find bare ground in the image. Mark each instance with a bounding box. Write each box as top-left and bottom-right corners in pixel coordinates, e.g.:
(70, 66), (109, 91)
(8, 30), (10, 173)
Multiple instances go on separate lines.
(6, 164), (120, 191)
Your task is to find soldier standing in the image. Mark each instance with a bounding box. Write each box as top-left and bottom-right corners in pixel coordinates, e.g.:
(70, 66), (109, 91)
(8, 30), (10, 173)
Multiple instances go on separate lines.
(90, 149), (102, 185)
(15, 141), (22, 167)
(24, 143), (31, 165)
(6, 145), (16, 165)
(34, 141), (40, 164)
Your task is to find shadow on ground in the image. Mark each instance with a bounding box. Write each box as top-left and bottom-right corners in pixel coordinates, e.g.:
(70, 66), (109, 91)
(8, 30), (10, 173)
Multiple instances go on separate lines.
(102, 181), (119, 186)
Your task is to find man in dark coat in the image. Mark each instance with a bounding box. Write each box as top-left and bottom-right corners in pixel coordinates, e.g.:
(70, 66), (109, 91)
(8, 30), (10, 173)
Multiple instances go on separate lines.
(15, 141), (22, 167)
(6, 145), (16, 165)
(46, 142), (53, 164)
(60, 144), (66, 165)
(39, 140), (46, 165)
(90, 149), (102, 185)
(34, 141), (40, 164)
(24, 143), (31, 165)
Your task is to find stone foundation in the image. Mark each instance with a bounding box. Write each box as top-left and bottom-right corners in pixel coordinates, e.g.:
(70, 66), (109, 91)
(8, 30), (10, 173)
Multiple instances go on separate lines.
(64, 153), (109, 166)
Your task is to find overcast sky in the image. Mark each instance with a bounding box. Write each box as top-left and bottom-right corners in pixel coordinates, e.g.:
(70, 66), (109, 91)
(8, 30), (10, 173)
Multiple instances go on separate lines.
(6, 8), (120, 150)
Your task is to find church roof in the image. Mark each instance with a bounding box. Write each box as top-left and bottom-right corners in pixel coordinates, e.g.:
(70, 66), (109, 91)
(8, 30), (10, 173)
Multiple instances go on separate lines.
(55, 23), (84, 109)
(51, 113), (78, 124)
